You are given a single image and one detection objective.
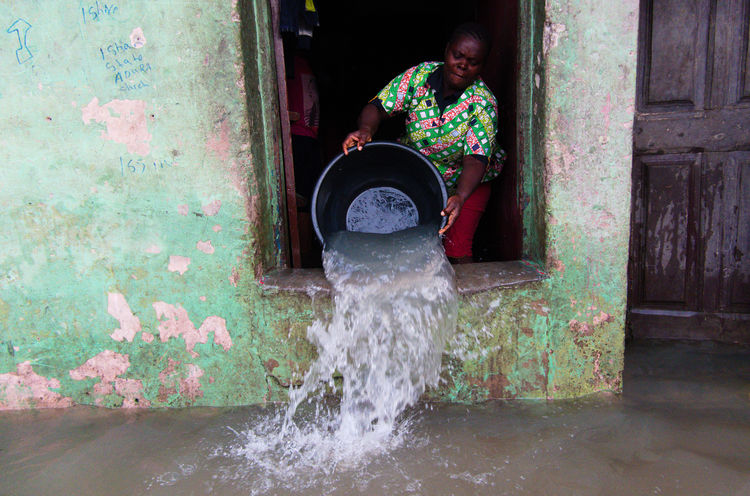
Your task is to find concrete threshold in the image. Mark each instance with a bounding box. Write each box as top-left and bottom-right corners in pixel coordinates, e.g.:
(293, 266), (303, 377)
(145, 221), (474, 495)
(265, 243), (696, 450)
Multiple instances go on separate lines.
(260, 260), (546, 296)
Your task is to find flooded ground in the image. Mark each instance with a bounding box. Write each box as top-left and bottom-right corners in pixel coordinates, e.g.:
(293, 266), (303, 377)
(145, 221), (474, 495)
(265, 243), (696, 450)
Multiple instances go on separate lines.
(1, 339), (748, 495)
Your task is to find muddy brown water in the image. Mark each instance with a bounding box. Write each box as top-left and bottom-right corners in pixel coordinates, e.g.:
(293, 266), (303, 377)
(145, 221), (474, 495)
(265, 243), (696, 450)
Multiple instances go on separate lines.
(1, 340), (748, 495)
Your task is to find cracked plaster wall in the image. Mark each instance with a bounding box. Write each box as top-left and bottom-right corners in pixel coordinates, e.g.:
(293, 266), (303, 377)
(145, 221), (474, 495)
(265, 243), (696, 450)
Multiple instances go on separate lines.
(0, 0), (275, 409)
(524, 0), (637, 398)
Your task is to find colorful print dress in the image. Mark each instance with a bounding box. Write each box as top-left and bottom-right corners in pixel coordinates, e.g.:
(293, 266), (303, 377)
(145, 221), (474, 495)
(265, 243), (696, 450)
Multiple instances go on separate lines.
(373, 61), (504, 190)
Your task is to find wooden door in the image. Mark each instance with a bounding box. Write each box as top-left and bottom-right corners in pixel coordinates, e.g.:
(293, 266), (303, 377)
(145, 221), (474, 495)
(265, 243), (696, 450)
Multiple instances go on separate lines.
(628, 0), (750, 342)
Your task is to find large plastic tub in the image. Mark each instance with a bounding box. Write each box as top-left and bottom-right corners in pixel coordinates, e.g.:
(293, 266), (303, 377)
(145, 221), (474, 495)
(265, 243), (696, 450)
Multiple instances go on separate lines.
(311, 141), (447, 245)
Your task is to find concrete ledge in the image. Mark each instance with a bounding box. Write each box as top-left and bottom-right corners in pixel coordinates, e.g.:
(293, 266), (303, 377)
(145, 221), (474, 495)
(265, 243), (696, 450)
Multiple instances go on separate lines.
(260, 261), (546, 296)
(453, 261), (546, 295)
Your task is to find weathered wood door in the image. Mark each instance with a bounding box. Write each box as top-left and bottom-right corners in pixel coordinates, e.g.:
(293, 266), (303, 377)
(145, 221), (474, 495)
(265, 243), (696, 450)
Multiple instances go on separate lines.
(628, 0), (750, 342)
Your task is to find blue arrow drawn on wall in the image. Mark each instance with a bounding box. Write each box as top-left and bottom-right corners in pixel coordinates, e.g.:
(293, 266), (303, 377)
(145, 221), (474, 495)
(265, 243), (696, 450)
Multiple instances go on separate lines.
(7, 18), (33, 64)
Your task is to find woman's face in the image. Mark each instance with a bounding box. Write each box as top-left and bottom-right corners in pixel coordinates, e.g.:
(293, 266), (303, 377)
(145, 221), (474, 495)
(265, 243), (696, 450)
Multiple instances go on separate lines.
(443, 35), (486, 92)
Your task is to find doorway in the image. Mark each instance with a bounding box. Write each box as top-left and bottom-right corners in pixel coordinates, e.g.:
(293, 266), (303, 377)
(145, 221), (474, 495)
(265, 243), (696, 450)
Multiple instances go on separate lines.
(277, 0), (521, 267)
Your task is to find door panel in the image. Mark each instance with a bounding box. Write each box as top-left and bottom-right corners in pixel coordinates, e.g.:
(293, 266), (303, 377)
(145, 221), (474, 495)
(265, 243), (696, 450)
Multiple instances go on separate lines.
(644, 0), (709, 108)
(700, 152), (723, 312)
(629, 0), (750, 342)
(638, 155), (697, 305)
(635, 108), (750, 152)
(723, 154), (750, 311)
(727, 0), (750, 103)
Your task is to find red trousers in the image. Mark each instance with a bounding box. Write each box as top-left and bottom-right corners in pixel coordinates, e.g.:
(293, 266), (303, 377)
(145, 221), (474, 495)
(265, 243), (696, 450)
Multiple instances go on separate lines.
(443, 182), (491, 258)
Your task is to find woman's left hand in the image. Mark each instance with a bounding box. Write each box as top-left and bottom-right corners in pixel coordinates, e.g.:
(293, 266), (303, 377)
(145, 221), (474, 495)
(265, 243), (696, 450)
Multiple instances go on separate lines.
(440, 156), (486, 235)
(439, 195), (464, 234)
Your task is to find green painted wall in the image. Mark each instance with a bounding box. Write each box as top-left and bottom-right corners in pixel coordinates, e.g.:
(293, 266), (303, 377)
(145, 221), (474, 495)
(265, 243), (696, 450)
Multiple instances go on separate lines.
(0, 0), (639, 409)
(536, 0), (638, 397)
(0, 0), (278, 408)
(437, 0), (639, 400)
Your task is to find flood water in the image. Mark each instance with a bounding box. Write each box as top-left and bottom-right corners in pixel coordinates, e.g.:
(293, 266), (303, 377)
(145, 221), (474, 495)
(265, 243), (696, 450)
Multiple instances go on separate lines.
(1, 340), (747, 495)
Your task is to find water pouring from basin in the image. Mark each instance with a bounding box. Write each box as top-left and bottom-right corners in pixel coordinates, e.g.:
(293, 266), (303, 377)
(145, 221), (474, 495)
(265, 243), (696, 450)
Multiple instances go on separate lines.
(225, 142), (457, 478)
(283, 226), (458, 440)
(279, 143), (455, 458)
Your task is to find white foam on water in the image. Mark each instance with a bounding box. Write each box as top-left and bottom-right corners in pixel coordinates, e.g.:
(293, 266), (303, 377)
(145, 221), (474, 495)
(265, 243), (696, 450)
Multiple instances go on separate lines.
(214, 406), (422, 494)
(222, 225), (457, 488)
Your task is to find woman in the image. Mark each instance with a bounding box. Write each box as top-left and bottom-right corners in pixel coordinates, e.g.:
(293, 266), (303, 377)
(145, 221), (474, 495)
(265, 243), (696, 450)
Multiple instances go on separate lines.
(342, 22), (503, 263)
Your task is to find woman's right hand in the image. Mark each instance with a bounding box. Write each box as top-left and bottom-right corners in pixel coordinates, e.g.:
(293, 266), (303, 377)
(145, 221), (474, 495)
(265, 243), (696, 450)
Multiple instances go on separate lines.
(342, 129), (373, 155)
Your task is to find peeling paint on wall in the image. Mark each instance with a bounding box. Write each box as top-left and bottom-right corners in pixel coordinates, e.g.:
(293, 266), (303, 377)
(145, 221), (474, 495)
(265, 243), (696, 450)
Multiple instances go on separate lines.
(167, 255), (191, 275)
(202, 200), (222, 216)
(152, 302), (231, 357)
(0, 362), (73, 410)
(108, 292), (142, 342)
(114, 378), (151, 407)
(158, 359), (204, 404)
(543, 21), (566, 56)
(129, 27), (146, 48)
(206, 120), (231, 161)
(69, 350), (131, 402)
(196, 240), (215, 254)
(81, 97), (152, 155)
(70, 350), (130, 386)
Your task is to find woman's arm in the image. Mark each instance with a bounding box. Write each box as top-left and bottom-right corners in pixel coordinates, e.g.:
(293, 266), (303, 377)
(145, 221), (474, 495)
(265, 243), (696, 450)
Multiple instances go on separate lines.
(439, 155), (485, 234)
(342, 102), (388, 154)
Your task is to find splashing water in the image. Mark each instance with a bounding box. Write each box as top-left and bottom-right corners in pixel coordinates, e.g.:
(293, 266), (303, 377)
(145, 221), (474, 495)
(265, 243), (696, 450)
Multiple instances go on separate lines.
(226, 224), (457, 484)
(285, 225), (458, 436)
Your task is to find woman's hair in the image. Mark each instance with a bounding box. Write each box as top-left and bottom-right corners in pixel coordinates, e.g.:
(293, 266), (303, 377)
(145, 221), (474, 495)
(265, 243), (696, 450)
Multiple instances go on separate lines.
(448, 22), (491, 56)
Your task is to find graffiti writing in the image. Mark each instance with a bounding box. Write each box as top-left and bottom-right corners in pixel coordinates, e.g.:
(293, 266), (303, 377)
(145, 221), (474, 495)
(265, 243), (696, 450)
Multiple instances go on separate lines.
(99, 41), (154, 92)
(120, 156), (174, 176)
(99, 40), (132, 58)
(6, 18), (33, 64)
(81, 2), (119, 23)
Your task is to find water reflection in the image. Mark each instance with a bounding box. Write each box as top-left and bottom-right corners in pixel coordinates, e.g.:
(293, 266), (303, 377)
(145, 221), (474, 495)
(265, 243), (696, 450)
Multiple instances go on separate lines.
(1, 341), (748, 495)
